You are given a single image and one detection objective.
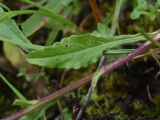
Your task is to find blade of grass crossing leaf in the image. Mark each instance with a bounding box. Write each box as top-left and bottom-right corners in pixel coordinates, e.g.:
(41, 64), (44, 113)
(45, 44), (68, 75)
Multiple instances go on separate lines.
(111, 0), (125, 33)
(21, 0), (48, 9)
(0, 9), (72, 26)
(45, 30), (59, 46)
(0, 3), (10, 11)
(106, 49), (135, 54)
(0, 10), (44, 23)
(20, 0), (77, 30)
(0, 36), (43, 50)
(140, 30), (160, 48)
(45, 5), (75, 45)
(0, 73), (27, 101)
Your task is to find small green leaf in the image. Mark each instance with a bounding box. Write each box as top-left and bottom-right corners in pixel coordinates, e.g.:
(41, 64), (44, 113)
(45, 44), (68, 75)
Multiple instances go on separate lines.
(20, 102), (53, 120)
(137, 0), (148, 10)
(92, 23), (112, 38)
(14, 99), (37, 107)
(130, 8), (140, 19)
(3, 43), (27, 68)
(98, 23), (111, 35)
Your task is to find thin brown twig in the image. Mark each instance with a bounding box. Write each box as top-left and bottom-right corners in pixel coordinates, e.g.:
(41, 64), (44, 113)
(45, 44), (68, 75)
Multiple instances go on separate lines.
(56, 100), (65, 120)
(79, 13), (93, 32)
(88, 0), (103, 23)
(43, 114), (47, 120)
(152, 54), (160, 67)
(133, 48), (160, 59)
(60, 69), (69, 88)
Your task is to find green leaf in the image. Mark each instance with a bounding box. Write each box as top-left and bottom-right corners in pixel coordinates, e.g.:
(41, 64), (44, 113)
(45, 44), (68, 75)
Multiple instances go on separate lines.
(130, 8), (141, 19)
(0, 8), (35, 51)
(27, 33), (147, 69)
(92, 23), (112, 37)
(3, 43), (27, 68)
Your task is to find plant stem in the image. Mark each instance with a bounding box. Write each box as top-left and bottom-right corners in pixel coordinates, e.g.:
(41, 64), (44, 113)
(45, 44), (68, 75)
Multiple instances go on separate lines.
(3, 32), (160, 120)
(75, 86), (93, 120)
(75, 56), (105, 120)
(0, 73), (27, 101)
(75, 1), (105, 119)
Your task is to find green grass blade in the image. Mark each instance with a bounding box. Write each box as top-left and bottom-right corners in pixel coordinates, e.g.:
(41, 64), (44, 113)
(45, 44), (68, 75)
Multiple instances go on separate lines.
(21, 0), (74, 36)
(0, 3), (10, 11)
(0, 10), (42, 23)
(0, 73), (27, 101)
(106, 49), (135, 54)
(140, 30), (160, 48)
(91, 70), (103, 91)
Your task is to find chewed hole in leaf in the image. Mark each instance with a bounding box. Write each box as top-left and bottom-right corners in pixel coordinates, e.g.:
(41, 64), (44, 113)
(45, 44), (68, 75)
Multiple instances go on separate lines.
(65, 44), (70, 48)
